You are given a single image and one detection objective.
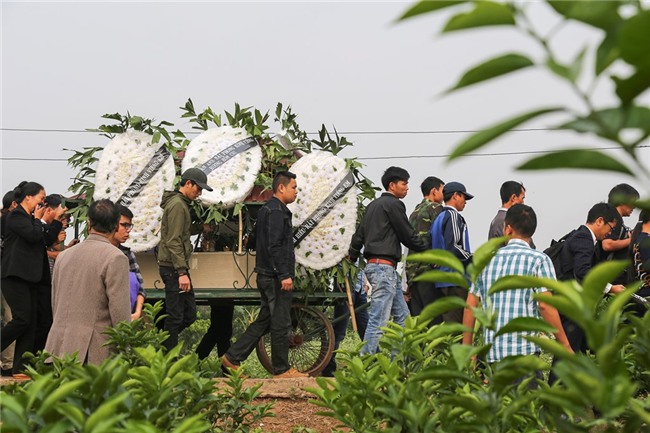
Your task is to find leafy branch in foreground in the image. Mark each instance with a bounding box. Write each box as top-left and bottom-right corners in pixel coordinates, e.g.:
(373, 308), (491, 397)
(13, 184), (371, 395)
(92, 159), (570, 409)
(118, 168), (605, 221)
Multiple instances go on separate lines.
(399, 0), (650, 197)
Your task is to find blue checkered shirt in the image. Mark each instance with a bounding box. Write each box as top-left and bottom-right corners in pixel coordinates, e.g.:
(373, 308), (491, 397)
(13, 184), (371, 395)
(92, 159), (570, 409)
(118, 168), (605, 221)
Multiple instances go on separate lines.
(470, 239), (556, 362)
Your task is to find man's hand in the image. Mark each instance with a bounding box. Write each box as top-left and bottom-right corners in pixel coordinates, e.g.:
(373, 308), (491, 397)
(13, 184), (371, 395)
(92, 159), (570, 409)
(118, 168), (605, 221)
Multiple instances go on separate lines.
(34, 205), (47, 220)
(131, 310), (142, 321)
(66, 238), (80, 248)
(281, 277), (293, 291)
(610, 284), (625, 294)
(179, 274), (192, 292)
(54, 206), (68, 220)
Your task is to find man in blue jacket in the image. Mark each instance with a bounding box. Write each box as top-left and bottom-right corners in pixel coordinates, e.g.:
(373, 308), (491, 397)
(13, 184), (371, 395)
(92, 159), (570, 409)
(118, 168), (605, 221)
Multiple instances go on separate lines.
(430, 181), (474, 323)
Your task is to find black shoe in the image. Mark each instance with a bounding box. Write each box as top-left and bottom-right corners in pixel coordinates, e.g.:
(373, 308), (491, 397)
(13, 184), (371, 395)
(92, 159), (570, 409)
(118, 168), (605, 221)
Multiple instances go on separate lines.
(1, 369), (14, 377)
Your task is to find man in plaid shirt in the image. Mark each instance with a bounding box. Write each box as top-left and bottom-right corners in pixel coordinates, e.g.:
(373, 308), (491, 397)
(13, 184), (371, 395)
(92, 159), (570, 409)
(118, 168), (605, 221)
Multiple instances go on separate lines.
(462, 204), (572, 364)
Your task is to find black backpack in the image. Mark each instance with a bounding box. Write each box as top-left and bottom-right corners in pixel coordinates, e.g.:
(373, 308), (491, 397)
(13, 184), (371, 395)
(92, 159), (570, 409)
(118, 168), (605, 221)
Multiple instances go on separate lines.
(543, 230), (576, 280)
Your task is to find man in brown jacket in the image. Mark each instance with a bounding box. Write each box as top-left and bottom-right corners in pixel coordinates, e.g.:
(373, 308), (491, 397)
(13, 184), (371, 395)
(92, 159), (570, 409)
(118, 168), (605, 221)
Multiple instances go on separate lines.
(45, 199), (131, 364)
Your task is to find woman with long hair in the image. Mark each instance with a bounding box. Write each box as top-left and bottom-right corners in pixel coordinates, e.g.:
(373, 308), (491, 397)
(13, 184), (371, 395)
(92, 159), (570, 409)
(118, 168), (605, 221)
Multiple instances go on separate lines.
(0, 181), (64, 377)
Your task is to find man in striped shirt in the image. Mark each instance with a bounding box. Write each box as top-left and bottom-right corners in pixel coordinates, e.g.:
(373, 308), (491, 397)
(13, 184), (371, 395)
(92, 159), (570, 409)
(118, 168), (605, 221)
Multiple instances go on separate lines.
(462, 204), (572, 364)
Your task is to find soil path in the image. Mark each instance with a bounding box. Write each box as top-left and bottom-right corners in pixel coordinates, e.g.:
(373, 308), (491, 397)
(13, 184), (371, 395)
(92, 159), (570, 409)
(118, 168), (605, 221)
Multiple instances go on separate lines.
(213, 378), (348, 433)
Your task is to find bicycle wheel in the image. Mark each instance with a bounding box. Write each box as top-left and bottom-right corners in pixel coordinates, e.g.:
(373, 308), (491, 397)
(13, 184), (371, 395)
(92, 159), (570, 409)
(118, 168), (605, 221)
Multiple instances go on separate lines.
(256, 305), (334, 376)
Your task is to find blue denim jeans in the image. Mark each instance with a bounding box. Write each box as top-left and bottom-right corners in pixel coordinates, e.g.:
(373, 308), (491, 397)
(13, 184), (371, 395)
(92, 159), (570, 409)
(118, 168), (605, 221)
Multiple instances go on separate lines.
(361, 263), (400, 355)
(391, 274), (409, 327)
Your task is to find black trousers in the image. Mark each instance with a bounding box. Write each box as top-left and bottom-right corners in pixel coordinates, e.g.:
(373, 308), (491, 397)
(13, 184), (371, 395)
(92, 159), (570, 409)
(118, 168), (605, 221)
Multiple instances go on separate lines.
(34, 283), (53, 354)
(1, 276), (38, 374)
(226, 274), (292, 375)
(160, 266), (197, 352)
(408, 281), (444, 326)
(196, 300), (234, 359)
(548, 314), (586, 385)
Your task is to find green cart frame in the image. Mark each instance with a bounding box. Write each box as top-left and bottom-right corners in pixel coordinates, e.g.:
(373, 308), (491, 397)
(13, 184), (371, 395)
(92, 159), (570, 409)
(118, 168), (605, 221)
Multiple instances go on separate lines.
(137, 250), (351, 376)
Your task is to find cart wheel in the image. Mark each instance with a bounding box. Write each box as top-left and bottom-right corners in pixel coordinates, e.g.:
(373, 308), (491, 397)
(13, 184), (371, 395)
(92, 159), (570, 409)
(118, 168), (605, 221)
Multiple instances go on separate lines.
(256, 305), (334, 376)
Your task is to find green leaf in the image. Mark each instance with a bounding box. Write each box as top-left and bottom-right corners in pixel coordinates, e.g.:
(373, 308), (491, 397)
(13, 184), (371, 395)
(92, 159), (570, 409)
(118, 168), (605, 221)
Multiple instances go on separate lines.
(414, 366), (474, 382)
(84, 393), (129, 432)
(466, 236), (508, 282)
(418, 296), (467, 326)
(37, 379), (86, 417)
(582, 260), (629, 310)
(406, 249), (465, 274)
(558, 106), (650, 139)
(525, 336), (573, 358)
(595, 32), (620, 75)
(448, 53), (534, 92)
(450, 344), (482, 370)
(618, 10), (650, 69)
(398, 0), (466, 21)
(494, 317), (557, 337)
(443, 1), (515, 32)
(413, 270), (468, 288)
(517, 149), (633, 175)
(548, 1), (622, 30)
(613, 66), (650, 105)
(449, 108), (561, 160)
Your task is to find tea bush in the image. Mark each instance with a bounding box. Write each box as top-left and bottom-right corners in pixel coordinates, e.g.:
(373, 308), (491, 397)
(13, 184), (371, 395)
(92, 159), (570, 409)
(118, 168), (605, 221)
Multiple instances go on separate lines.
(0, 303), (274, 433)
(312, 252), (650, 432)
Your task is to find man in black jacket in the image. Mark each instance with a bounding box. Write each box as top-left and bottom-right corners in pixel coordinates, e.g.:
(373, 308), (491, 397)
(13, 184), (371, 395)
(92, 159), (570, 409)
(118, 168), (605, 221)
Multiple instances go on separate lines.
(549, 202), (624, 385)
(349, 166), (428, 355)
(222, 171), (308, 378)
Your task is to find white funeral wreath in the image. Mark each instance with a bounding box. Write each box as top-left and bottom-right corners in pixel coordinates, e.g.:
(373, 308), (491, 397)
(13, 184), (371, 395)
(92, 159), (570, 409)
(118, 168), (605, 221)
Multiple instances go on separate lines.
(94, 131), (175, 252)
(181, 126), (263, 207)
(288, 150), (357, 270)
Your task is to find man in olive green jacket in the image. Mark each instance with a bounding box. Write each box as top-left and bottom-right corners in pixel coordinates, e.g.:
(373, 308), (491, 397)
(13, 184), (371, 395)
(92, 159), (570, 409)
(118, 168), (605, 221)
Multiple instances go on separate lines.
(158, 168), (212, 351)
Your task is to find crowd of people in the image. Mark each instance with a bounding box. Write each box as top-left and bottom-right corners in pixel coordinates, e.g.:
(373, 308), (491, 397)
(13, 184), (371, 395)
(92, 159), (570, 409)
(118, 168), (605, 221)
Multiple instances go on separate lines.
(352, 168), (648, 384)
(1, 166), (648, 383)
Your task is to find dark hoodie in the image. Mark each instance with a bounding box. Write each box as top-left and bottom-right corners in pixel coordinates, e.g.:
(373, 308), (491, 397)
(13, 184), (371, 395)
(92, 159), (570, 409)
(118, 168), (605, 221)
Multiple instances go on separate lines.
(157, 190), (193, 273)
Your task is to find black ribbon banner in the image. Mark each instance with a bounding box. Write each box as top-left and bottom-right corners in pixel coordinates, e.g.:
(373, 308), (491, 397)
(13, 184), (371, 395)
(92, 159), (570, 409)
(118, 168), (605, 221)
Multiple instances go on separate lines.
(293, 170), (355, 246)
(199, 136), (259, 175)
(118, 145), (171, 207)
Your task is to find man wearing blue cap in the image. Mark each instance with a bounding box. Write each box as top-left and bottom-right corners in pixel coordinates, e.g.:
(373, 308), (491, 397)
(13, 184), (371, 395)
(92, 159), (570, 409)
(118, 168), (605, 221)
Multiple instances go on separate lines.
(430, 181), (474, 323)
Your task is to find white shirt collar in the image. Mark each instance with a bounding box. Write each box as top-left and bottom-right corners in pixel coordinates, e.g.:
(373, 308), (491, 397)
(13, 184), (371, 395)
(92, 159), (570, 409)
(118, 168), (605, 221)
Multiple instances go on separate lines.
(585, 225), (597, 245)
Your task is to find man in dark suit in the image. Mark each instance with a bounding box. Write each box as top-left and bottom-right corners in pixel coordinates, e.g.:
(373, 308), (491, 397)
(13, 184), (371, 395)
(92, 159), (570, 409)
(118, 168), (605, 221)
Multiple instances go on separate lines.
(549, 202), (624, 385)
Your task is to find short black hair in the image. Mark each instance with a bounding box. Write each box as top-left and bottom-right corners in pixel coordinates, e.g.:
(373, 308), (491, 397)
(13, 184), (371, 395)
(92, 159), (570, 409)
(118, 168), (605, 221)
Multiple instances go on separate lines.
(381, 166), (409, 190)
(420, 176), (444, 197)
(117, 204), (133, 219)
(505, 204), (537, 237)
(44, 194), (62, 209)
(607, 183), (639, 206)
(88, 199), (120, 234)
(639, 209), (650, 224)
(13, 181), (44, 203)
(272, 171), (297, 193)
(586, 202), (618, 224)
(500, 181), (525, 205)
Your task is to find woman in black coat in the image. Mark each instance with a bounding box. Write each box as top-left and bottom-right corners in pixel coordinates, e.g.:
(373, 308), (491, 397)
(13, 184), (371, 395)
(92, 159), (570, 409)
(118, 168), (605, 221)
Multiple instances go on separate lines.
(1, 181), (63, 375)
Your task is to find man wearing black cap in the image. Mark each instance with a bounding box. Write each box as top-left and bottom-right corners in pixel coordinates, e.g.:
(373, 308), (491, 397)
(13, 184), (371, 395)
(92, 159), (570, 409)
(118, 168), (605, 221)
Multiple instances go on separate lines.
(430, 181), (474, 323)
(157, 167), (213, 351)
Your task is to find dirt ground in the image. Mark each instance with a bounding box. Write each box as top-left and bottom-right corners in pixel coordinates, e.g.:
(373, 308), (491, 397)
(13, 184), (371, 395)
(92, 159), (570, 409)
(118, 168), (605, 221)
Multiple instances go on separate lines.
(1, 376), (345, 432)
(215, 377), (349, 433)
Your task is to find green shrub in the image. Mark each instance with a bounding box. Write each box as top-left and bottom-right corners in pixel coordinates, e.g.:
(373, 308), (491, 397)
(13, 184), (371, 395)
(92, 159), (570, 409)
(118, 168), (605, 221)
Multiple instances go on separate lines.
(0, 303), (274, 433)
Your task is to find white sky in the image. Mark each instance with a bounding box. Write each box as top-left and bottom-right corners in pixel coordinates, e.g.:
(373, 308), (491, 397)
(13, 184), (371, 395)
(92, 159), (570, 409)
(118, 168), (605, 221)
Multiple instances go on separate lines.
(2, 1), (648, 250)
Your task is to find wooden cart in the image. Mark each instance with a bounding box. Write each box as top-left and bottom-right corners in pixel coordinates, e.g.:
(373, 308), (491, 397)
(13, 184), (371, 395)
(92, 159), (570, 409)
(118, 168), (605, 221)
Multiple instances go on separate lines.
(136, 249), (350, 376)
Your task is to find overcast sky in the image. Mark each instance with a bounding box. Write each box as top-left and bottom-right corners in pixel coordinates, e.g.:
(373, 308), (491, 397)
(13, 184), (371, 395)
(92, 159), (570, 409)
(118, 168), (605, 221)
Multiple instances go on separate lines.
(2, 1), (648, 249)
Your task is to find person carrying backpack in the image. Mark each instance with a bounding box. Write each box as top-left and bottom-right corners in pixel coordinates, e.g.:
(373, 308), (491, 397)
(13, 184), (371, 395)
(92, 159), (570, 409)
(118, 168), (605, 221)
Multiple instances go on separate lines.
(548, 202), (625, 385)
(598, 184), (640, 284)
